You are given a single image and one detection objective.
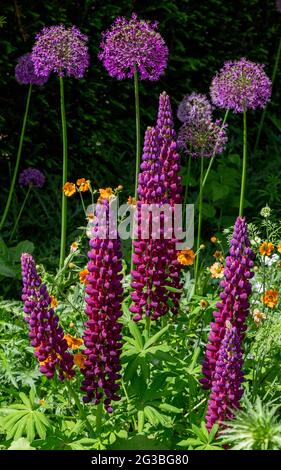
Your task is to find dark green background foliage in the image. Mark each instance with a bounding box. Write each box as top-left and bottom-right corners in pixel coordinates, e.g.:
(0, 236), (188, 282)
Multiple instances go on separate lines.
(0, 0), (280, 262)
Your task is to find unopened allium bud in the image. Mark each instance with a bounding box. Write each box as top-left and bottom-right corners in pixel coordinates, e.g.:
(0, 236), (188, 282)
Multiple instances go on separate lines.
(260, 205), (271, 218)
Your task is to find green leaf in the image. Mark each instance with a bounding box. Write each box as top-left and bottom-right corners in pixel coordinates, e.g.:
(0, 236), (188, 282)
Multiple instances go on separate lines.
(8, 438), (35, 451)
(10, 240), (35, 263)
(137, 410), (145, 433)
(143, 325), (169, 350)
(128, 321), (143, 350)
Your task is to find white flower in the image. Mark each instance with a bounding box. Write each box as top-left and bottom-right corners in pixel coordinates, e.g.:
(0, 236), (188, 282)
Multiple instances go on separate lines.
(264, 254), (279, 266)
(252, 281), (263, 293)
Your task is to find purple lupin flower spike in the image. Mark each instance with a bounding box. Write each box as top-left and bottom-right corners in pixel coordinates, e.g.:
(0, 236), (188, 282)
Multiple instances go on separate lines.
(21, 253), (74, 380)
(99, 13), (168, 81)
(15, 53), (49, 86)
(81, 200), (123, 412)
(156, 92), (183, 311)
(130, 127), (170, 321)
(201, 217), (254, 390)
(206, 323), (244, 432)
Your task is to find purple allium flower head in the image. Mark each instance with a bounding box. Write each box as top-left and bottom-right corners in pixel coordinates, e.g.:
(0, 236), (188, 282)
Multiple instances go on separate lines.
(277, 1), (281, 13)
(21, 253), (75, 380)
(15, 53), (49, 86)
(19, 168), (45, 188)
(201, 217), (254, 390)
(178, 118), (228, 158)
(206, 323), (244, 432)
(177, 92), (213, 124)
(210, 58), (271, 113)
(31, 25), (89, 79)
(98, 13), (168, 80)
(81, 200), (123, 412)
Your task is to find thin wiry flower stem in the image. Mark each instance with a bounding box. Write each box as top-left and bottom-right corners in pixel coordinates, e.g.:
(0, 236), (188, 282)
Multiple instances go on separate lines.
(183, 154), (192, 221)
(254, 38), (281, 156)
(59, 77), (68, 270)
(201, 110), (229, 191)
(9, 185), (32, 241)
(0, 84), (32, 231)
(239, 111), (247, 217)
(134, 69), (141, 200)
(194, 157), (204, 294)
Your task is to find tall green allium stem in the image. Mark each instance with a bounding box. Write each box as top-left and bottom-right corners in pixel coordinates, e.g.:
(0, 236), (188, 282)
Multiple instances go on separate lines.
(134, 69), (141, 201)
(183, 154), (192, 221)
(9, 185), (32, 241)
(59, 77), (68, 270)
(65, 380), (95, 437)
(130, 69), (141, 274)
(0, 84), (32, 231)
(194, 158), (204, 294)
(254, 38), (281, 156)
(239, 111), (247, 217)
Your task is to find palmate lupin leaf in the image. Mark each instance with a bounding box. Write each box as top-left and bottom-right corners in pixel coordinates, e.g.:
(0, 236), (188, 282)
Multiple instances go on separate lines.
(1, 388), (50, 443)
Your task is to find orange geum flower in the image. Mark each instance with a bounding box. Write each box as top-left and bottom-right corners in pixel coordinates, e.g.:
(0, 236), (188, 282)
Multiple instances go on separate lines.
(127, 196), (137, 207)
(213, 250), (224, 261)
(73, 353), (86, 369)
(259, 241), (274, 256)
(50, 296), (58, 309)
(209, 262), (224, 279)
(63, 182), (76, 197)
(177, 249), (195, 266)
(64, 333), (84, 350)
(79, 268), (89, 284)
(70, 241), (79, 252)
(210, 236), (217, 244)
(199, 299), (209, 310)
(98, 187), (113, 201)
(77, 178), (90, 192)
(277, 243), (281, 254)
(253, 308), (266, 326)
(261, 289), (278, 308)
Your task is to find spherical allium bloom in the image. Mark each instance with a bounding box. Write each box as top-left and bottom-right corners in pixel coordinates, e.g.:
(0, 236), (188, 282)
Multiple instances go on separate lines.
(81, 200), (123, 412)
(277, 1), (281, 13)
(32, 25), (89, 78)
(205, 324), (244, 432)
(177, 92), (213, 124)
(178, 118), (227, 158)
(210, 58), (271, 113)
(201, 217), (254, 390)
(98, 13), (168, 80)
(15, 53), (49, 86)
(21, 253), (75, 380)
(19, 168), (45, 188)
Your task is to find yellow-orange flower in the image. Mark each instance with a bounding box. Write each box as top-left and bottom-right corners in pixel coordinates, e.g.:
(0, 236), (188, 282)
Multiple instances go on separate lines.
(210, 236), (217, 244)
(199, 299), (209, 309)
(50, 296), (58, 309)
(259, 241), (274, 256)
(39, 399), (45, 405)
(277, 243), (281, 254)
(39, 352), (62, 366)
(98, 187), (113, 201)
(77, 178), (90, 192)
(64, 333), (83, 350)
(74, 353), (86, 369)
(177, 249), (195, 266)
(213, 250), (224, 261)
(261, 289), (278, 308)
(79, 268), (89, 284)
(70, 241), (79, 252)
(209, 262), (224, 279)
(253, 308), (266, 326)
(127, 196), (137, 207)
(63, 182), (76, 197)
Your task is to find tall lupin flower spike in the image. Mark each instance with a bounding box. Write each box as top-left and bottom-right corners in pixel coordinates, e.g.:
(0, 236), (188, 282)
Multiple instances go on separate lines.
(99, 13), (168, 202)
(32, 25), (89, 270)
(210, 58), (271, 216)
(201, 217), (254, 390)
(205, 323), (244, 432)
(21, 253), (74, 380)
(0, 54), (48, 232)
(81, 200), (123, 412)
